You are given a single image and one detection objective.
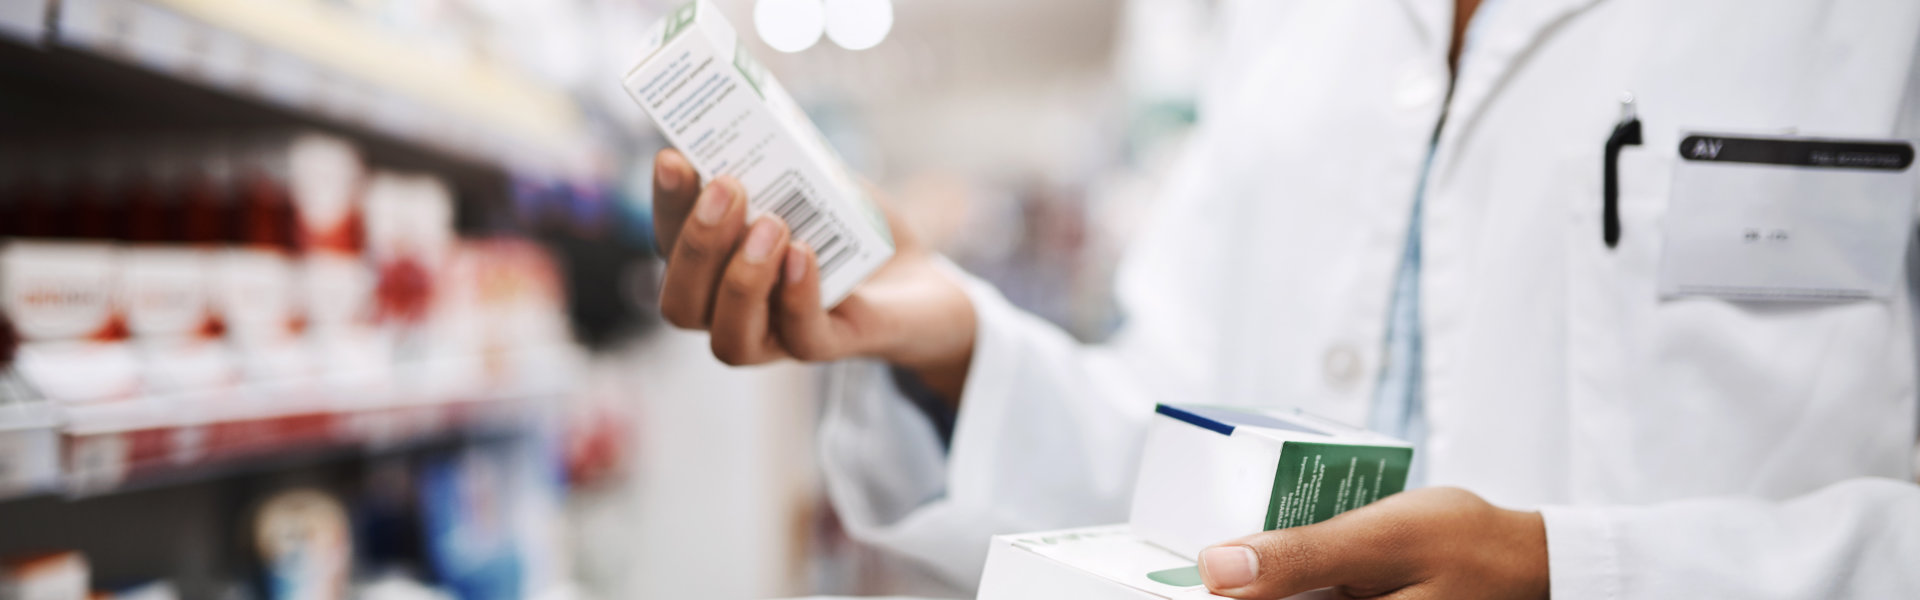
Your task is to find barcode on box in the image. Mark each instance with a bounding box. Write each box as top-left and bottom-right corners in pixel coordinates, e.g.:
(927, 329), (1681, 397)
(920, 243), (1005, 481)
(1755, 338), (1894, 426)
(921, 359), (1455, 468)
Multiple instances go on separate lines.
(624, 1), (893, 308)
(760, 173), (860, 278)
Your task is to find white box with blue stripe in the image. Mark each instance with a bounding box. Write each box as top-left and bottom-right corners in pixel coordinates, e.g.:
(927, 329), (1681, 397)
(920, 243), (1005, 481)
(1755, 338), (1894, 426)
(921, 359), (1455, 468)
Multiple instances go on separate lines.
(1129, 404), (1414, 559)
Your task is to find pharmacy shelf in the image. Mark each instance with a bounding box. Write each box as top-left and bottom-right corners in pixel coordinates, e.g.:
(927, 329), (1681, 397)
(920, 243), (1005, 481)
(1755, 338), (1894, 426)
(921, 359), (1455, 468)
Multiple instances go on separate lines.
(60, 388), (544, 497)
(0, 388), (545, 503)
(0, 401), (62, 500)
(6, 0), (591, 177)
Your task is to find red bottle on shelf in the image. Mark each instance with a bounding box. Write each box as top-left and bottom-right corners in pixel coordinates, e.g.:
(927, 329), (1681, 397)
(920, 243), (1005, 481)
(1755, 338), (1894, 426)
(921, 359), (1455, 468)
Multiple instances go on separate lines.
(216, 136), (308, 388)
(122, 138), (235, 396)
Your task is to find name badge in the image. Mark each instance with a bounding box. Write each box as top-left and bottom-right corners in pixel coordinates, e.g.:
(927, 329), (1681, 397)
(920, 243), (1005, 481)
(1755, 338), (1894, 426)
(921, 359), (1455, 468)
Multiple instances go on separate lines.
(1658, 132), (1916, 301)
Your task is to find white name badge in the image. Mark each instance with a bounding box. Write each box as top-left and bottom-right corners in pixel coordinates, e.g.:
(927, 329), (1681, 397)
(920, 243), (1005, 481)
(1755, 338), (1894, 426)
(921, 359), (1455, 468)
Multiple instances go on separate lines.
(1659, 132), (1917, 301)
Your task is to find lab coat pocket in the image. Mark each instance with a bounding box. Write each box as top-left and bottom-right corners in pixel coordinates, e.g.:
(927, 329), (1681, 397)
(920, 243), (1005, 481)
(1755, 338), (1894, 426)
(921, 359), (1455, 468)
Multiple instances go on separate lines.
(1567, 146), (1673, 304)
(1562, 144), (1915, 504)
(1656, 134), (1917, 302)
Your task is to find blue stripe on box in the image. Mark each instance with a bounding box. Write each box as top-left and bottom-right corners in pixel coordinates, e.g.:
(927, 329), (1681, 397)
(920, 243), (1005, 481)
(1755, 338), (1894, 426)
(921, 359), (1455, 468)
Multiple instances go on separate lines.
(1154, 404), (1235, 436)
(1155, 404), (1332, 437)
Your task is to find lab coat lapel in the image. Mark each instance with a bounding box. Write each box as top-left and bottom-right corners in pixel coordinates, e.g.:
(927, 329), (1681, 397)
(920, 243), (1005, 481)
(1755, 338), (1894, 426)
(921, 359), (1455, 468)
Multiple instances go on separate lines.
(1433, 0), (1607, 170)
(1392, 0), (1453, 52)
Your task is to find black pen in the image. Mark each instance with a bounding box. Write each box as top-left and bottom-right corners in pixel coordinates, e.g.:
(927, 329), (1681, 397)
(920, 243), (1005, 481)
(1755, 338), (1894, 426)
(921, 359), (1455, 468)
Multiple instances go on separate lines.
(1603, 92), (1642, 249)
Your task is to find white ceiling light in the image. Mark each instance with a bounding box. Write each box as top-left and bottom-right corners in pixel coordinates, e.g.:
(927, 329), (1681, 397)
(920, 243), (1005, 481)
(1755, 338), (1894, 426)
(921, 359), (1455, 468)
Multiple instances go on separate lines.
(824, 0), (893, 51)
(755, 0), (825, 53)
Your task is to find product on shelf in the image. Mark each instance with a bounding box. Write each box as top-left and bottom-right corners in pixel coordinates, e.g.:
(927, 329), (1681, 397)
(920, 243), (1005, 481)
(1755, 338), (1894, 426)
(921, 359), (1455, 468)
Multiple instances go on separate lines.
(434, 239), (573, 397)
(251, 488), (353, 600)
(219, 137), (309, 386)
(360, 173), (573, 400)
(0, 238), (139, 402)
(120, 139), (232, 395)
(278, 135), (382, 399)
(0, 132), (381, 402)
(0, 551), (89, 600)
(364, 171), (453, 328)
(89, 581), (178, 600)
(283, 134), (369, 339)
(1, 131), (581, 493)
(362, 170), (455, 399)
(420, 444), (569, 600)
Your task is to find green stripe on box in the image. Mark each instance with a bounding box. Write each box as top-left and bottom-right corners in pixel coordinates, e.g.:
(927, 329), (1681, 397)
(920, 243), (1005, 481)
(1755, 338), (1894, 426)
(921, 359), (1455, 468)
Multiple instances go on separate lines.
(732, 41), (769, 100)
(1146, 566), (1204, 587)
(663, 2), (698, 44)
(1264, 441), (1412, 530)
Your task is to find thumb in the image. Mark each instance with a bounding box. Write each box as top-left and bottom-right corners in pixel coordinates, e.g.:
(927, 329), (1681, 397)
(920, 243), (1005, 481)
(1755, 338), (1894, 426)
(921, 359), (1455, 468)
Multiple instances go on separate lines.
(651, 148), (703, 252)
(1198, 518), (1408, 599)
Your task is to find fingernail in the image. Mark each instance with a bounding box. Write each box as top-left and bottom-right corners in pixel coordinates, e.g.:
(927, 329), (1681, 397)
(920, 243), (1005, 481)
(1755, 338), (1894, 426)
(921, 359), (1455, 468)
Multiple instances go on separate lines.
(785, 244), (807, 282)
(656, 159), (682, 192)
(1199, 546), (1258, 589)
(695, 183), (732, 225)
(743, 218), (782, 263)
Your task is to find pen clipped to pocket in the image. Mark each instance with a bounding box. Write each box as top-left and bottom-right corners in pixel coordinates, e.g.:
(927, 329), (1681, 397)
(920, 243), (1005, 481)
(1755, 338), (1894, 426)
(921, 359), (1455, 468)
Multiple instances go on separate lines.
(1601, 92), (1644, 249)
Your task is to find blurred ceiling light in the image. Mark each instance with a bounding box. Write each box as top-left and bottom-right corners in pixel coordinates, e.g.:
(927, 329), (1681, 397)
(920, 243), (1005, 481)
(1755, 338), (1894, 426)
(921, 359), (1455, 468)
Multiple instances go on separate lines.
(824, 0), (893, 51)
(755, 0), (826, 53)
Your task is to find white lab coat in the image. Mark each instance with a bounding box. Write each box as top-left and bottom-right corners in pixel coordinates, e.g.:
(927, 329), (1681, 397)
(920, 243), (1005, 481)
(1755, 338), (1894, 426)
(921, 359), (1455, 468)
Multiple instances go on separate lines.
(816, 0), (1920, 597)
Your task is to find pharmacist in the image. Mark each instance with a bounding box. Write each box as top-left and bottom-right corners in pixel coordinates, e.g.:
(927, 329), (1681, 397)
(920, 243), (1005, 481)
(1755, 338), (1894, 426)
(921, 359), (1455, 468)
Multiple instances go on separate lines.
(648, 0), (1920, 598)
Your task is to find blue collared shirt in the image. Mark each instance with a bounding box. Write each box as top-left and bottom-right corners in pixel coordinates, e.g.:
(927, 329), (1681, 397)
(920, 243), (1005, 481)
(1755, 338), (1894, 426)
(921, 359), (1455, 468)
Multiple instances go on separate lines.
(1367, 0), (1504, 486)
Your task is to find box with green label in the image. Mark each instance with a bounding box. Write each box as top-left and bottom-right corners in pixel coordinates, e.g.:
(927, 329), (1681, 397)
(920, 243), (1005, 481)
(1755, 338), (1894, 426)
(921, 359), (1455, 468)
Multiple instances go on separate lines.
(1128, 404), (1413, 559)
(623, 1), (894, 307)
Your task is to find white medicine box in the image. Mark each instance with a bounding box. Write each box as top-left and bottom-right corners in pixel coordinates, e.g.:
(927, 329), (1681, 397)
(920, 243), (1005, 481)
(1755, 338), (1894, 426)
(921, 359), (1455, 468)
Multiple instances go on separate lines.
(977, 525), (1227, 600)
(623, 1), (894, 307)
(1129, 404), (1414, 559)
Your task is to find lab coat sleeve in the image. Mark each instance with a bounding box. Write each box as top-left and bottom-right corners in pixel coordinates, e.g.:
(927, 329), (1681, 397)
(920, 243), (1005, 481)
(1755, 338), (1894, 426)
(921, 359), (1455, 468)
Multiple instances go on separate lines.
(817, 136), (1233, 588)
(1541, 478), (1920, 599)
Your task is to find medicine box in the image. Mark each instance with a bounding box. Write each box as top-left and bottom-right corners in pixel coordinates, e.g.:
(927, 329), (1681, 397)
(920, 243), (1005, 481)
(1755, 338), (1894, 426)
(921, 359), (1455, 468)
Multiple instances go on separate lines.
(976, 525), (1227, 600)
(1129, 404), (1412, 559)
(623, 0), (893, 307)
(0, 241), (140, 402)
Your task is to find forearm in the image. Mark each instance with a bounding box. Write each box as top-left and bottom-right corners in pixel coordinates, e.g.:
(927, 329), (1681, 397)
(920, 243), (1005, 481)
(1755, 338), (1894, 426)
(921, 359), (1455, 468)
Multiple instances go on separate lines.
(817, 265), (1206, 587)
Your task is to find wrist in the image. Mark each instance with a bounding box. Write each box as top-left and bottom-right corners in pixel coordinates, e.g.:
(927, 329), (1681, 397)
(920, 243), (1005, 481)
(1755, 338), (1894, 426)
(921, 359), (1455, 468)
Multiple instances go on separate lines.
(1501, 508), (1551, 600)
(884, 328), (973, 410)
(878, 261), (976, 406)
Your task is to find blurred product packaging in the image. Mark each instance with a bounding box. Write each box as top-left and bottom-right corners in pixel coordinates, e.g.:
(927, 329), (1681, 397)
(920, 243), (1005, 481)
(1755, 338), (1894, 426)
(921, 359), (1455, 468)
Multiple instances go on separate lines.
(249, 488), (354, 600)
(118, 137), (229, 396)
(1, 146), (141, 403)
(92, 581), (179, 600)
(0, 551), (88, 600)
(0, 133), (576, 409)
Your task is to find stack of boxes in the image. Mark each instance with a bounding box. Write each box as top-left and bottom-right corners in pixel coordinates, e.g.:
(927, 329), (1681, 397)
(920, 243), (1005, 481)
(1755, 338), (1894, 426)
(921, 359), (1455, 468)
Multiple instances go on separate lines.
(0, 143), (142, 402)
(0, 131), (574, 416)
(977, 404), (1414, 599)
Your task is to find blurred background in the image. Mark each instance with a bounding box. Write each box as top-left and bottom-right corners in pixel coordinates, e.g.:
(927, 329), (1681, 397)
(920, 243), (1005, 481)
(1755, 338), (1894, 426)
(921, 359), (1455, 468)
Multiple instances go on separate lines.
(0, 0), (1215, 597)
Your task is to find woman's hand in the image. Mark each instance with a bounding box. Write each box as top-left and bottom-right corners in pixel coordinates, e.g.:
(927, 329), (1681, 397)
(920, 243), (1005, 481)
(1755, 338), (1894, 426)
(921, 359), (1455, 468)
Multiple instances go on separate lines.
(1198, 487), (1549, 600)
(650, 149), (977, 403)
